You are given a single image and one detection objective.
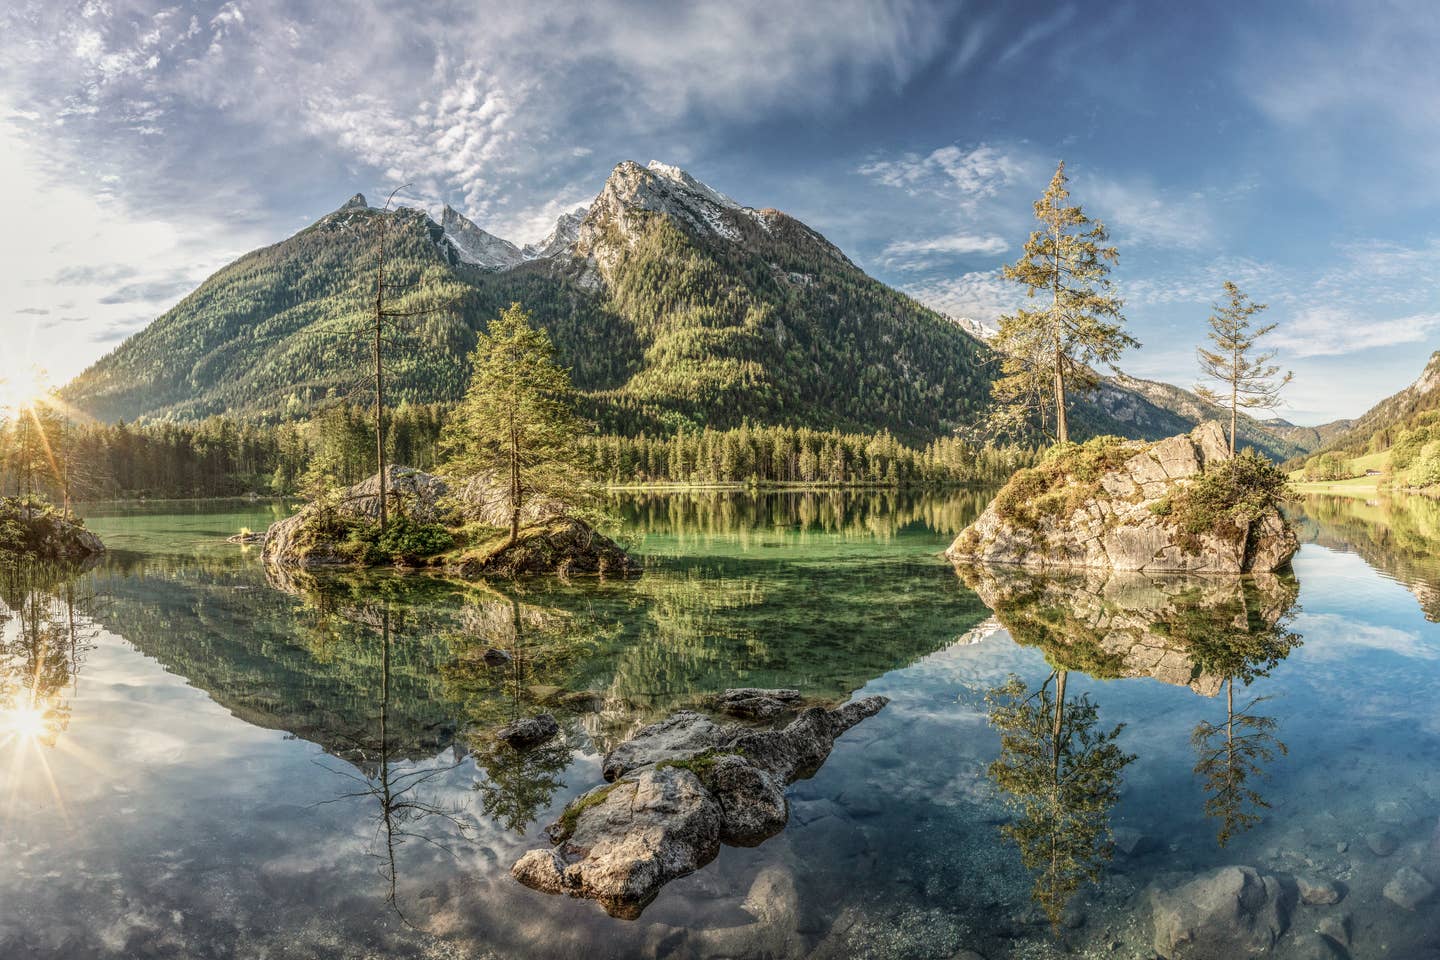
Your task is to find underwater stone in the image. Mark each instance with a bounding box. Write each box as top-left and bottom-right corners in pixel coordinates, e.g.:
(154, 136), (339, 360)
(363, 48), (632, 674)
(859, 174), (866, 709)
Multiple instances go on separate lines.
(496, 713), (559, 749)
(1151, 865), (1294, 959)
(1383, 866), (1435, 910)
(1365, 831), (1398, 857)
(1296, 875), (1343, 906)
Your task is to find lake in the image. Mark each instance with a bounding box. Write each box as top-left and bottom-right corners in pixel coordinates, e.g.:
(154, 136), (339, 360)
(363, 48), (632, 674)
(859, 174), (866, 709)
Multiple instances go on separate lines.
(2, 490), (1438, 959)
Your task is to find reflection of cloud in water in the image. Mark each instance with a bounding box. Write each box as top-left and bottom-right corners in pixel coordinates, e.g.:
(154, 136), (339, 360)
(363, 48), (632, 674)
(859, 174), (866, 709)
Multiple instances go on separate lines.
(1292, 612), (1437, 661)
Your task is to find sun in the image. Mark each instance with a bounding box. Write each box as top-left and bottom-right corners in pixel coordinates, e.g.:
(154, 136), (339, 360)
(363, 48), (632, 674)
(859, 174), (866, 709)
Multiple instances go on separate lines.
(0, 358), (48, 416)
(0, 704), (49, 742)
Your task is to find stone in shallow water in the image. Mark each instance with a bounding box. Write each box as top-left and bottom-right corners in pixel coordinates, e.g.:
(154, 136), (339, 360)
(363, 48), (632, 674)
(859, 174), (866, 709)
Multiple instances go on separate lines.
(1296, 875), (1343, 906)
(513, 697), (888, 918)
(495, 713), (559, 749)
(1151, 865), (1294, 959)
(1317, 913), (1351, 949)
(481, 647), (512, 666)
(1366, 831), (1400, 857)
(713, 687), (803, 719)
(1383, 866), (1435, 910)
(1114, 826), (1156, 857)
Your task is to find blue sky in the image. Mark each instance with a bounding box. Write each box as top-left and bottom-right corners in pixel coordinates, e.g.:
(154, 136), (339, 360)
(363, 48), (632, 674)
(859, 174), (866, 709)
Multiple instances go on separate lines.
(3, 0), (1440, 424)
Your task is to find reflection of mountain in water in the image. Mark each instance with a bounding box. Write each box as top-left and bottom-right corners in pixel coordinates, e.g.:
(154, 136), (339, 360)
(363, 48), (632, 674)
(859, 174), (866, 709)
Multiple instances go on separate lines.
(1294, 493), (1440, 621)
(957, 566), (1300, 696)
(89, 545), (991, 767)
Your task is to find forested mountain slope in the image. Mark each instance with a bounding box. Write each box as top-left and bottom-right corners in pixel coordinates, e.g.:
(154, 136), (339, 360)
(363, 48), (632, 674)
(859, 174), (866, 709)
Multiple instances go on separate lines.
(63, 159), (1280, 448)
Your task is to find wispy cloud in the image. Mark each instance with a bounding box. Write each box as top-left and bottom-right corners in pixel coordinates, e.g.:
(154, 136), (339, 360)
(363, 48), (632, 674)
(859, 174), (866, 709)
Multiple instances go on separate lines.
(1271, 307), (1440, 359)
(879, 232), (1009, 270)
(858, 142), (1026, 209)
(902, 270), (1028, 324)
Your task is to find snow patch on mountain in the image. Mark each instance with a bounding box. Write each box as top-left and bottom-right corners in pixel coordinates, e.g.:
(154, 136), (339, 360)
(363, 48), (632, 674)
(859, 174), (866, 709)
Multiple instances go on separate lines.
(948, 314), (997, 342)
(441, 205), (524, 270)
(522, 207), (589, 260)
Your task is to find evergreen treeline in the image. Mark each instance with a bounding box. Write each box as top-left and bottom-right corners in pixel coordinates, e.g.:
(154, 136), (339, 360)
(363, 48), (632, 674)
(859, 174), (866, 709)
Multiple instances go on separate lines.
(588, 427), (1034, 487)
(0, 406), (1030, 500)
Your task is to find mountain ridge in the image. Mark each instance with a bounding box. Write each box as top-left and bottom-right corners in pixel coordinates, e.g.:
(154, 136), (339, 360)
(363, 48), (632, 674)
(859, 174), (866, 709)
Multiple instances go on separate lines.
(60, 158), (1323, 457)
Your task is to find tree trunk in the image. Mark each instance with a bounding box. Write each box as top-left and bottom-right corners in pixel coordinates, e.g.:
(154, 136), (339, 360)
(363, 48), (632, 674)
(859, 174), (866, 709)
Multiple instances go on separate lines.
(508, 423), (521, 547)
(374, 227), (388, 532)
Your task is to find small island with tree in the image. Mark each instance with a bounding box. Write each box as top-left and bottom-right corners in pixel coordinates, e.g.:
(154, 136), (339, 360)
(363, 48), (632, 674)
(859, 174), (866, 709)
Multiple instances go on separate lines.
(262, 303), (637, 579)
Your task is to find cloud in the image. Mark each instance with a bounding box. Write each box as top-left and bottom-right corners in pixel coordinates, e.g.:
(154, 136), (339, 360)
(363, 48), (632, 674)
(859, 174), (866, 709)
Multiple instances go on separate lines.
(51, 264), (140, 286)
(879, 232), (1009, 270)
(1083, 178), (1216, 250)
(97, 278), (197, 305)
(16, 307), (49, 315)
(859, 142), (1025, 204)
(903, 270), (1028, 324)
(1270, 306), (1440, 358)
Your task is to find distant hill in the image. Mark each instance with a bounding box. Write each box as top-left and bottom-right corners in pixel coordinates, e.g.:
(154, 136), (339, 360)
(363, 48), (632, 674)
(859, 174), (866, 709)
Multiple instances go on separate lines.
(1298, 350), (1440, 461)
(62, 158), (1308, 451)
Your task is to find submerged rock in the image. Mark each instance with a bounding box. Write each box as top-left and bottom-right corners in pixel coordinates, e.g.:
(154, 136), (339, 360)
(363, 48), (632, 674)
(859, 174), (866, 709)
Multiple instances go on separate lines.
(496, 714), (560, 749)
(1296, 875), (1343, 906)
(1151, 865), (1294, 959)
(713, 687), (803, 719)
(1383, 866), (1435, 910)
(946, 423), (1297, 574)
(512, 696), (888, 918)
(226, 530), (266, 544)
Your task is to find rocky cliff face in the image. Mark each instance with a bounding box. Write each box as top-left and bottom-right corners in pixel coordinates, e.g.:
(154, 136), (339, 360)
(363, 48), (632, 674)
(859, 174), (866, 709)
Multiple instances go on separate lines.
(946, 422), (1298, 574)
(0, 499), (105, 561)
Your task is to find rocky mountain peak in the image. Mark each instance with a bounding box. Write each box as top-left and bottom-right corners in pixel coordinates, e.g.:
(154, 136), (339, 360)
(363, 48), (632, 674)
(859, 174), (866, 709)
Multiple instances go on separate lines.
(340, 193), (368, 210)
(440, 204), (524, 271)
(522, 206), (589, 260)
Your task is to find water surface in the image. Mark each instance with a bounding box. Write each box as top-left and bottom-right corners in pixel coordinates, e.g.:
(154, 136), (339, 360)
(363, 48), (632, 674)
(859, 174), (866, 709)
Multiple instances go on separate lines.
(2, 490), (1438, 958)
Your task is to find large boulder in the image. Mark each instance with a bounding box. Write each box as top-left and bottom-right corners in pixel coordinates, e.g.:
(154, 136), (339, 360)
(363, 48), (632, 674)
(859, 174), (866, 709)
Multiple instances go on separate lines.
(947, 423), (1297, 574)
(512, 696), (888, 918)
(1152, 865), (1295, 958)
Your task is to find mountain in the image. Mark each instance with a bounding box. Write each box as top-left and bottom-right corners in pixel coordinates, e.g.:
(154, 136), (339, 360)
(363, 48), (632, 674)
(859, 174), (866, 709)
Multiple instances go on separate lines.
(61, 159), (1277, 448)
(1298, 350), (1440, 461)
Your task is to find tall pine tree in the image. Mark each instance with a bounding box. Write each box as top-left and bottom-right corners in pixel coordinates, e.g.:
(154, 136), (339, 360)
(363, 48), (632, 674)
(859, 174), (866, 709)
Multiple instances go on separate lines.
(1195, 281), (1291, 456)
(441, 303), (592, 545)
(992, 162), (1135, 444)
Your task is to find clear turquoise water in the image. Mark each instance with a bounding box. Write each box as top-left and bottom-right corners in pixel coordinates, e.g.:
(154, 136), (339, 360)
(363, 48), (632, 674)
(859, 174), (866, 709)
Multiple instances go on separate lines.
(1, 491), (1437, 959)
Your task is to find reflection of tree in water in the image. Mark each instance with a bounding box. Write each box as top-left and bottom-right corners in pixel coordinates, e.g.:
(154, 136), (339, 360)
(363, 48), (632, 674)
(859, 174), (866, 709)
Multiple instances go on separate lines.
(458, 596), (576, 834)
(315, 601), (474, 924)
(616, 488), (996, 542)
(1181, 582), (1302, 846)
(0, 562), (98, 750)
(986, 669), (1134, 929)
(1295, 492), (1440, 622)
(969, 567), (1304, 867)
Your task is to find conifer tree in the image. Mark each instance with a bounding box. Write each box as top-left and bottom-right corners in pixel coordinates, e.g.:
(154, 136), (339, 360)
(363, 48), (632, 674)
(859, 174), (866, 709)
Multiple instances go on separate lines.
(992, 161), (1134, 444)
(1195, 281), (1291, 456)
(441, 303), (592, 545)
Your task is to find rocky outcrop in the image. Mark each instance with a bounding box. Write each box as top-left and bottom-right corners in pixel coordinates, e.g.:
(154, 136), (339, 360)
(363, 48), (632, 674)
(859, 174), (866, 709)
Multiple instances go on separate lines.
(0, 499), (105, 561)
(947, 423), (1298, 574)
(511, 696), (888, 918)
(1151, 865), (1295, 959)
(263, 467), (634, 576)
(713, 688), (803, 719)
(496, 714), (560, 749)
(445, 517), (639, 578)
(958, 566), (1300, 696)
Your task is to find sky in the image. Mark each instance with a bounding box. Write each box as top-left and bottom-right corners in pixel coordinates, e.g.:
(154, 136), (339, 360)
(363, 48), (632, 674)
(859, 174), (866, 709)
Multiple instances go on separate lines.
(3, 0), (1440, 425)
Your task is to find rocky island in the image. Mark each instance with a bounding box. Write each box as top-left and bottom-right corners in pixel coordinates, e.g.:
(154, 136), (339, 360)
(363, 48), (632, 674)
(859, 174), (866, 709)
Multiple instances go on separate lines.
(0, 496), (105, 561)
(261, 466), (637, 578)
(947, 422), (1297, 574)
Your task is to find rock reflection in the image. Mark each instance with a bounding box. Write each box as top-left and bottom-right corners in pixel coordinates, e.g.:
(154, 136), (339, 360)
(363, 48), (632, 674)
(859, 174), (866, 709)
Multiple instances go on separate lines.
(962, 565), (1304, 923)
